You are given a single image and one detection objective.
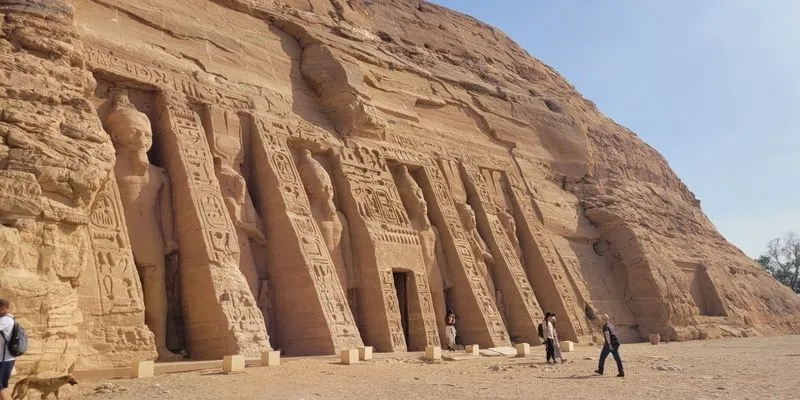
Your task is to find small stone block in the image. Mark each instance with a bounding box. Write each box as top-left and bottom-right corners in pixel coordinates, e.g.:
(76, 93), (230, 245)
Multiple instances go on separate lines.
(261, 351), (280, 366)
(465, 344), (480, 356)
(358, 346), (373, 361)
(223, 355), (245, 372)
(561, 341), (575, 352)
(340, 348), (359, 365)
(515, 343), (530, 357)
(425, 345), (441, 361)
(131, 361), (154, 379)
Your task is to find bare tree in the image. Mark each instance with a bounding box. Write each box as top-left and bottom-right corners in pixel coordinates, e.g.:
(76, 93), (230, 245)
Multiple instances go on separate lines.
(757, 231), (800, 293)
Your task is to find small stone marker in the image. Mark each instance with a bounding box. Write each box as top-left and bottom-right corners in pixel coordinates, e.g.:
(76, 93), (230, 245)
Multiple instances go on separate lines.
(131, 360), (154, 379)
(649, 333), (661, 345)
(515, 343), (530, 357)
(425, 345), (441, 361)
(358, 346), (373, 361)
(223, 355), (245, 372)
(261, 351), (280, 366)
(340, 348), (359, 365)
(465, 344), (480, 356)
(561, 341), (575, 352)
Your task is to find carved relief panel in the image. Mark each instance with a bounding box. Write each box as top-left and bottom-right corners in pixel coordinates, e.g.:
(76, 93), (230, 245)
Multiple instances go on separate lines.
(251, 120), (362, 352)
(504, 171), (593, 339)
(421, 162), (509, 346)
(155, 93), (269, 358)
(335, 142), (440, 351)
(87, 175), (145, 316)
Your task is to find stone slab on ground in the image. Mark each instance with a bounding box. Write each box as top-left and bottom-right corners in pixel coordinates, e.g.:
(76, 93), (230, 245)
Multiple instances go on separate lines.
(480, 347), (518, 357)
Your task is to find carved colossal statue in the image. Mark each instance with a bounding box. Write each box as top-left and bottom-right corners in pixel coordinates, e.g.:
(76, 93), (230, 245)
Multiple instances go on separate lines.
(496, 204), (523, 260)
(457, 202), (497, 297)
(395, 165), (450, 345)
(297, 149), (355, 299)
(106, 90), (182, 361)
(211, 147), (266, 293)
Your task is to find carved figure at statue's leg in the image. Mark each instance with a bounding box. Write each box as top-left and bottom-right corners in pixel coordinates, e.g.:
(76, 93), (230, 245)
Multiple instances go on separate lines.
(258, 279), (277, 348)
(215, 161), (265, 298)
(497, 205), (523, 261)
(298, 149), (355, 291)
(395, 165), (449, 345)
(106, 90), (182, 361)
(457, 202), (497, 297)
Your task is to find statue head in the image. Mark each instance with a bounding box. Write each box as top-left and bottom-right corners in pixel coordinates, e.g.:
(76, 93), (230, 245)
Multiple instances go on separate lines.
(106, 90), (153, 152)
(457, 203), (477, 230)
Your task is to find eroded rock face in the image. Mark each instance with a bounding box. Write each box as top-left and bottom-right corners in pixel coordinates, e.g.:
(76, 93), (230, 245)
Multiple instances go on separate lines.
(1, 0), (798, 370)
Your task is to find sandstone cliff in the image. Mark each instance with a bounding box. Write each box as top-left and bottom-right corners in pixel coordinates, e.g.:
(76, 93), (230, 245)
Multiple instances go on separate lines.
(1, 0), (798, 371)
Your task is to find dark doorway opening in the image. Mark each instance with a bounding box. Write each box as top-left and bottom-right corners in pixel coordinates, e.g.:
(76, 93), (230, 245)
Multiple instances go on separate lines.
(393, 271), (411, 346)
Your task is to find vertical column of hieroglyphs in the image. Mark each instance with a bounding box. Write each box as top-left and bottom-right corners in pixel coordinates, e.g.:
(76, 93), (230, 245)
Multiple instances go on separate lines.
(505, 171), (591, 340)
(334, 143), (439, 352)
(250, 119), (362, 355)
(81, 174), (157, 364)
(418, 161), (510, 347)
(155, 93), (269, 359)
(461, 164), (542, 343)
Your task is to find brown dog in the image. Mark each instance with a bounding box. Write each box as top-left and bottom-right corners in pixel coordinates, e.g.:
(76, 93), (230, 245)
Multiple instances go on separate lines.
(11, 365), (78, 400)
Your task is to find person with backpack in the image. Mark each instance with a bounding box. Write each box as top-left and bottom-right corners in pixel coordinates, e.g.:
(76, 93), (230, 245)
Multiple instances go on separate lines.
(0, 298), (24, 400)
(541, 312), (556, 363)
(595, 313), (624, 377)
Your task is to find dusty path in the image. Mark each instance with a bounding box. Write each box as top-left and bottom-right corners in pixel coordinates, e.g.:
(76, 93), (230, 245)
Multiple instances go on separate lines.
(69, 336), (799, 400)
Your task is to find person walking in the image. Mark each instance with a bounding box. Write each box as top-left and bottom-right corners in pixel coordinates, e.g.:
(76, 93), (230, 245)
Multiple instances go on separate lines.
(595, 313), (624, 377)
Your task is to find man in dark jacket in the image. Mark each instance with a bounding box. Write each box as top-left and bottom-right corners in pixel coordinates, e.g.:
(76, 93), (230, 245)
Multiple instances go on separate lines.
(595, 313), (624, 377)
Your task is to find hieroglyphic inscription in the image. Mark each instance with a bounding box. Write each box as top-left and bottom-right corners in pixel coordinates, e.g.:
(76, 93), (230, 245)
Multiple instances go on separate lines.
(414, 271), (441, 346)
(160, 94), (269, 356)
(423, 163), (508, 343)
(462, 163), (542, 327)
(505, 171), (591, 336)
(337, 142), (439, 349)
(381, 269), (407, 351)
(87, 176), (144, 315)
(256, 126), (361, 347)
(164, 99), (241, 267)
(84, 43), (253, 110)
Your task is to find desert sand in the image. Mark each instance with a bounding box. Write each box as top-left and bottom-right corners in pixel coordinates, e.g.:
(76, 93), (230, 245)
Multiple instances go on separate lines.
(71, 336), (800, 400)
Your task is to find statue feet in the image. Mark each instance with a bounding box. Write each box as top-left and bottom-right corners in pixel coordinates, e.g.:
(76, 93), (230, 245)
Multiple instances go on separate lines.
(156, 347), (185, 362)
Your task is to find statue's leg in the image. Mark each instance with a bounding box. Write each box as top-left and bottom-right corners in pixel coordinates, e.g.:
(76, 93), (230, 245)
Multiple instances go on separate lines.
(140, 262), (182, 361)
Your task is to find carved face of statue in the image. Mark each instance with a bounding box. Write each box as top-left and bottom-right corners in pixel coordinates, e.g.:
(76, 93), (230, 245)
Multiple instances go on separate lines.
(459, 204), (477, 229)
(107, 107), (154, 152)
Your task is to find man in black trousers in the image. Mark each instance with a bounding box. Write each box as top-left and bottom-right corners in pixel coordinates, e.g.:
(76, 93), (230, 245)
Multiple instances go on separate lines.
(595, 313), (624, 377)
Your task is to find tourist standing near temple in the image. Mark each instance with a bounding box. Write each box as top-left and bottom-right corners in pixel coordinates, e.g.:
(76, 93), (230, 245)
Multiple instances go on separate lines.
(542, 312), (556, 363)
(550, 314), (566, 363)
(595, 314), (625, 377)
(445, 310), (457, 351)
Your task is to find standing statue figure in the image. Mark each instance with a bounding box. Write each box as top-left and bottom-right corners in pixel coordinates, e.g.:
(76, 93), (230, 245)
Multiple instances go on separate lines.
(212, 151), (267, 295)
(106, 90), (182, 361)
(496, 205), (523, 261)
(395, 165), (450, 346)
(297, 149), (356, 311)
(457, 203), (497, 297)
(206, 106), (271, 333)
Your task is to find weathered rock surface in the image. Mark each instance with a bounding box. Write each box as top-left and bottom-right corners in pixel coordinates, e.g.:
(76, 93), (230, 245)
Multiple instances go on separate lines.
(1, 0), (798, 371)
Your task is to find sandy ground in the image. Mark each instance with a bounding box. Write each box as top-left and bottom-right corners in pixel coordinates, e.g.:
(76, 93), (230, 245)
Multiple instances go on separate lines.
(61, 336), (799, 400)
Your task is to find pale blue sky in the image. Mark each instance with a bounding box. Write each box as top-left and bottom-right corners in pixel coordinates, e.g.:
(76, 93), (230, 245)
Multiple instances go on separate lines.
(433, 0), (800, 258)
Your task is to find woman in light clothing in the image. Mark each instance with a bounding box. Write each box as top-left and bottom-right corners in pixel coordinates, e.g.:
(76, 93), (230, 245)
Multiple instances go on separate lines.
(445, 310), (457, 351)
